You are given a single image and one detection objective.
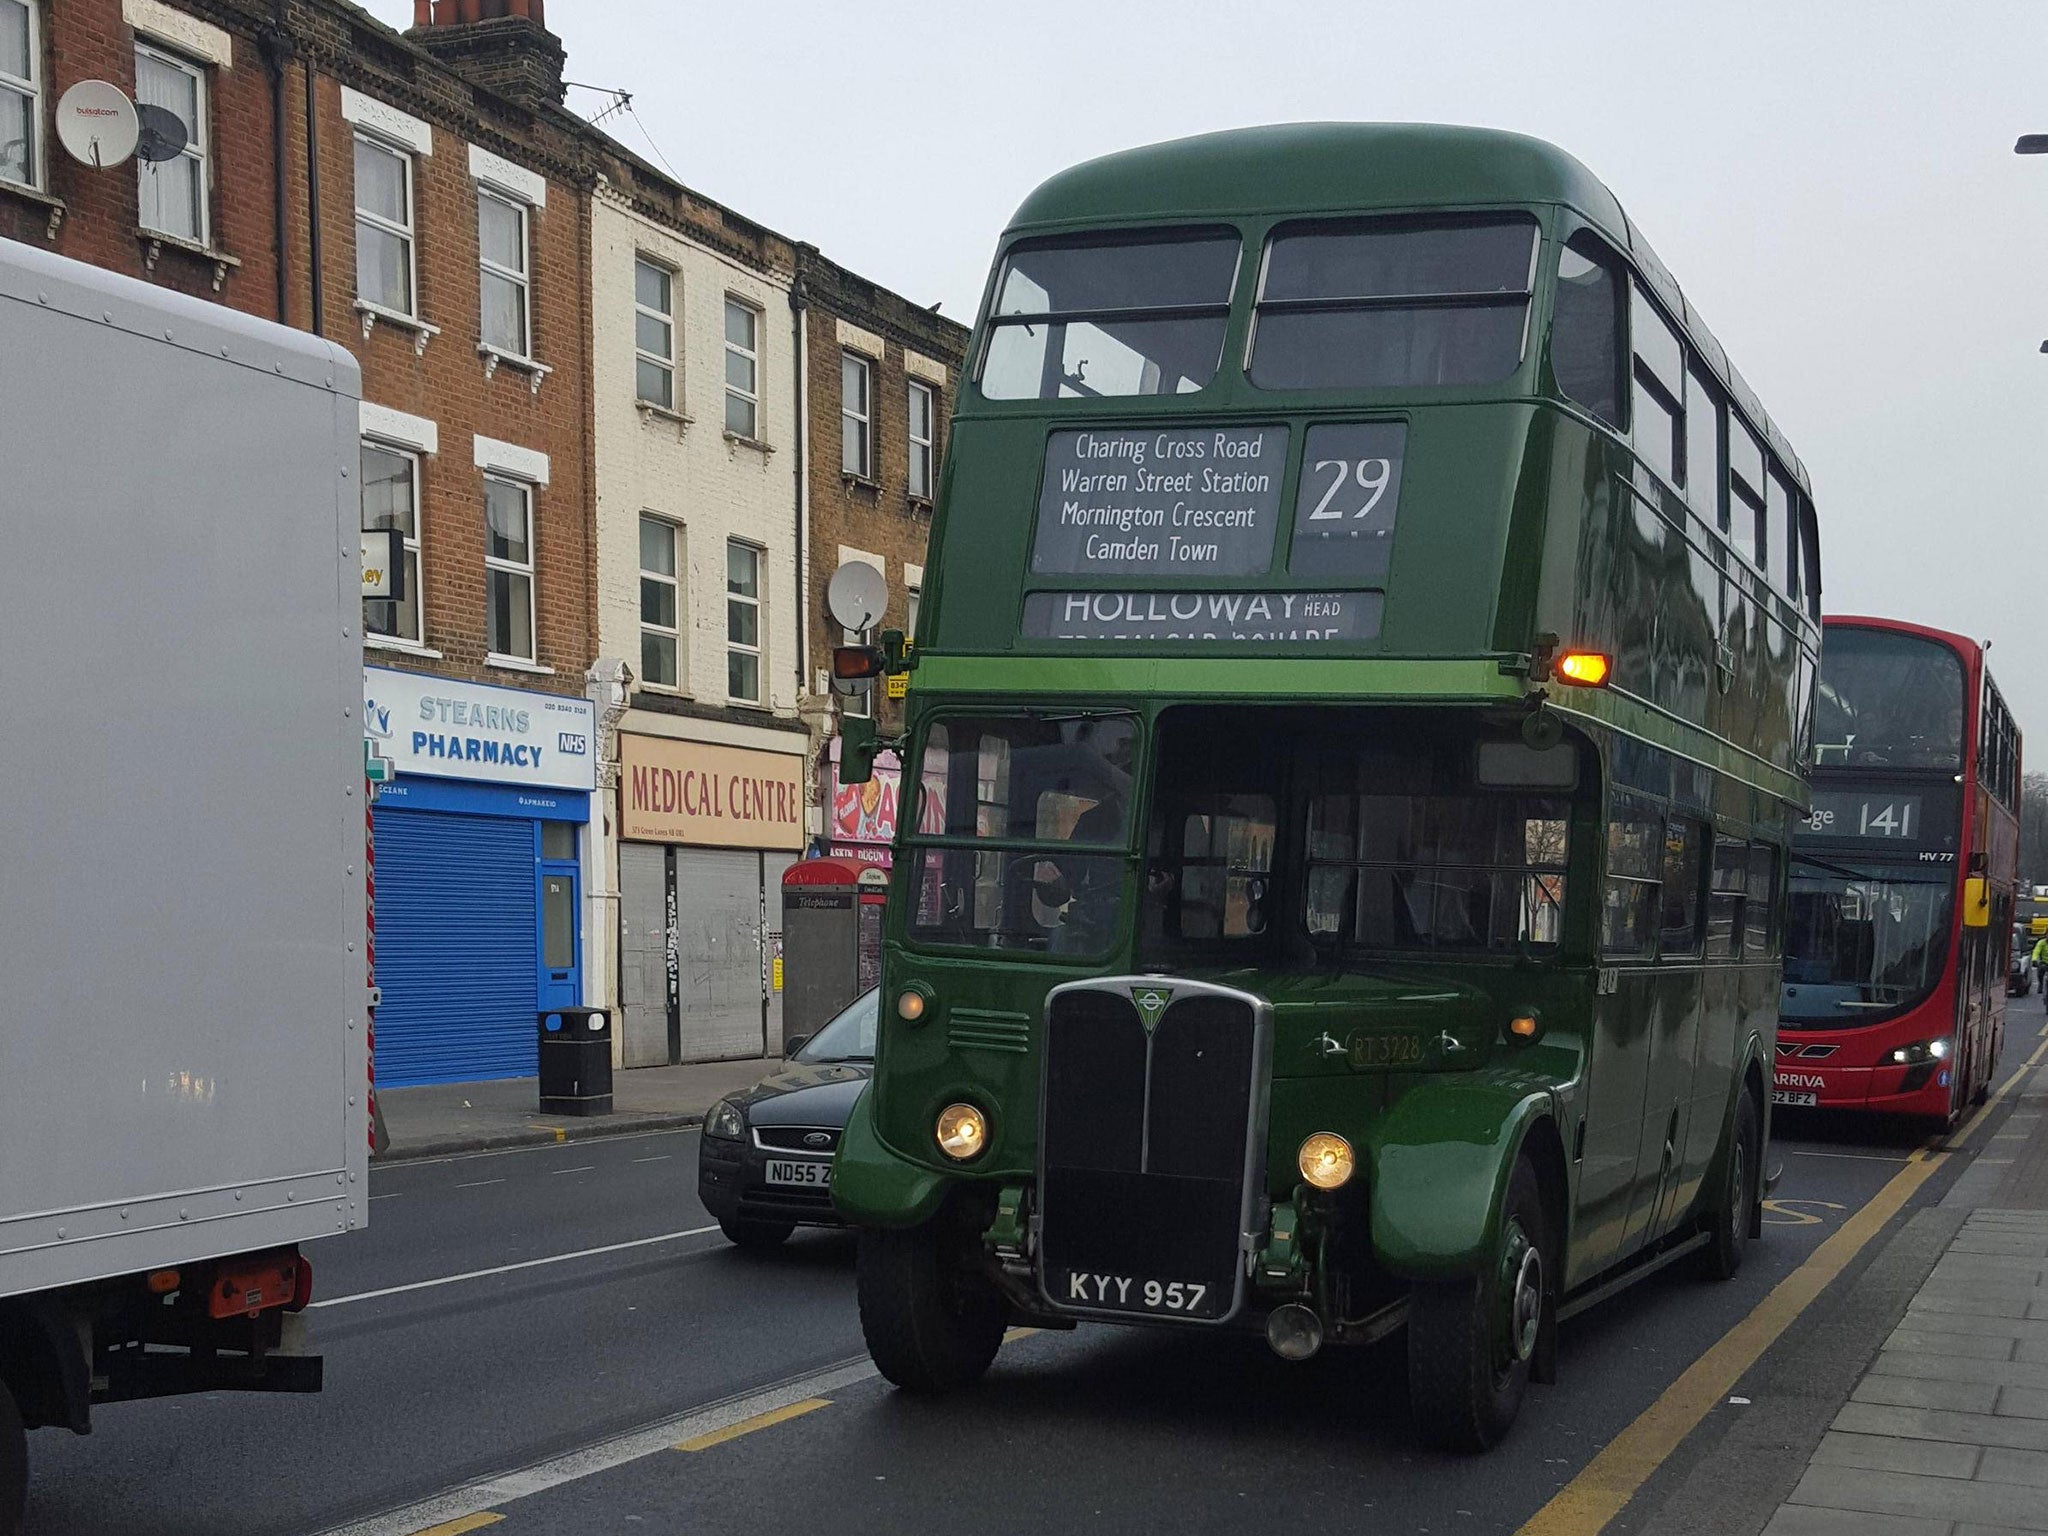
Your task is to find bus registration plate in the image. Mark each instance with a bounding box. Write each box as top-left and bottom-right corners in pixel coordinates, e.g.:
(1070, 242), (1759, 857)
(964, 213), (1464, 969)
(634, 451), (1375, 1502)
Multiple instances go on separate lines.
(1772, 1089), (1818, 1107)
(1048, 1269), (1214, 1318)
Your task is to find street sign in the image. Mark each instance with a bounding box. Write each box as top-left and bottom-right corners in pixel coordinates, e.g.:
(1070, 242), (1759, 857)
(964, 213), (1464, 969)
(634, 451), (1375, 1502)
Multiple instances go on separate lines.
(362, 529), (404, 601)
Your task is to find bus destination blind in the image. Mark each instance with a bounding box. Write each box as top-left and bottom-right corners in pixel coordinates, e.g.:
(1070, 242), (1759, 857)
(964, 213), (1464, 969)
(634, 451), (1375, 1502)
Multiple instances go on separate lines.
(1802, 787), (1957, 852)
(1020, 589), (1383, 645)
(1031, 426), (1289, 577)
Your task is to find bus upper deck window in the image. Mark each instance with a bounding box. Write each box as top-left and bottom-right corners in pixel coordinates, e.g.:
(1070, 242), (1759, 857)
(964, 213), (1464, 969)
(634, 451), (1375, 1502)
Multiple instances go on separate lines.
(1629, 284), (1686, 490)
(1248, 215), (1538, 392)
(977, 232), (1239, 401)
(1551, 233), (1624, 428)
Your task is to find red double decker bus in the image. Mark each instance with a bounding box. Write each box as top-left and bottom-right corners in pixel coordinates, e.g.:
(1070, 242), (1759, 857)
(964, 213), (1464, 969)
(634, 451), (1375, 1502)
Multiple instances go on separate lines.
(1779, 617), (2021, 1126)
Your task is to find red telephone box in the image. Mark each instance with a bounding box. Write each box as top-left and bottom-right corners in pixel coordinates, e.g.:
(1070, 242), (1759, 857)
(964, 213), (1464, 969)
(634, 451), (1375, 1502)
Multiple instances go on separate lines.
(780, 858), (872, 1050)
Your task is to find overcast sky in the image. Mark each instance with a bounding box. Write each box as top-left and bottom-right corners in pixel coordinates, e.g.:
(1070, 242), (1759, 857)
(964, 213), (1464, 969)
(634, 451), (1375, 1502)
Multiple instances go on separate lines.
(373, 1), (2048, 737)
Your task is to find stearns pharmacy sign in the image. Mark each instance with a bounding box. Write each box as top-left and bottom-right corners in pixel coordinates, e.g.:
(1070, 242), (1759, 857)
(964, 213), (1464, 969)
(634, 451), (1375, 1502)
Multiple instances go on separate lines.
(363, 667), (595, 791)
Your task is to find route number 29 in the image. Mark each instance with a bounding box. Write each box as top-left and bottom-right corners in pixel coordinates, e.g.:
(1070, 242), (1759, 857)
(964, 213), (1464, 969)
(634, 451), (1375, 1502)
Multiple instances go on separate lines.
(1306, 457), (1395, 521)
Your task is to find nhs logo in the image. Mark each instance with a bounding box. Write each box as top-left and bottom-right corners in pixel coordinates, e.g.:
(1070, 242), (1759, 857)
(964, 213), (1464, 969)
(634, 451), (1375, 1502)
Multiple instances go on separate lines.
(558, 732), (588, 755)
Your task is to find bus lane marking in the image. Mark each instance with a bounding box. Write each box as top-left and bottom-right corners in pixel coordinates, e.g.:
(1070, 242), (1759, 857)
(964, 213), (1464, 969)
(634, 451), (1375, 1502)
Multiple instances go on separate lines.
(1519, 1030), (2048, 1536)
(406, 1516), (502, 1536)
(312, 1355), (882, 1536)
(674, 1397), (832, 1452)
(1517, 1147), (1944, 1536)
(1762, 1199), (1845, 1226)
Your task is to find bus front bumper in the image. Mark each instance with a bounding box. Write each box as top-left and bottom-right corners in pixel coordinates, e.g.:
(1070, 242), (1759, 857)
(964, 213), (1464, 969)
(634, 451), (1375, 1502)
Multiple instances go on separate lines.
(1773, 1062), (1953, 1116)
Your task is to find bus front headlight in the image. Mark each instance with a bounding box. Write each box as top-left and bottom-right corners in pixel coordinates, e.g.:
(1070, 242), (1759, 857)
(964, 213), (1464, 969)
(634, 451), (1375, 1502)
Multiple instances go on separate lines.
(935, 1103), (988, 1161)
(1890, 1038), (1952, 1065)
(1297, 1132), (1355, 1191)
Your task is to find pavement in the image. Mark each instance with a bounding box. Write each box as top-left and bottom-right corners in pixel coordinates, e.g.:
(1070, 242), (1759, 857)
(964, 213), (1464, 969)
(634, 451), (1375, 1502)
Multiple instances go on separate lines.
(373, 1054), (783, 1162)
(1759, 1045), (2048, 1536)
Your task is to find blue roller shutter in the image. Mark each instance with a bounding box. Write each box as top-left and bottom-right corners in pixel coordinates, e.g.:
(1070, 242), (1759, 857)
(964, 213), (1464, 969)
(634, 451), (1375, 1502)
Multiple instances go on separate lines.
(374, 806), (537, 1086)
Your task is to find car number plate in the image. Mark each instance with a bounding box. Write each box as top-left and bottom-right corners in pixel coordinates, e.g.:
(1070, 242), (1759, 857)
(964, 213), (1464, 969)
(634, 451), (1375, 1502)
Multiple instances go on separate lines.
(764, 1159), (831, 1187)
(1048, 1268), (1214, 1317)
(1772, 1089), (1818, 1107)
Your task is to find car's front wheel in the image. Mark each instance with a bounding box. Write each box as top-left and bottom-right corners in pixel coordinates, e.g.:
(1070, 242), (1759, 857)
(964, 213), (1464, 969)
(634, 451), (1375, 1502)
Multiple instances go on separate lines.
(719, 1216), (795, 1252)
(857, 1220), (1006, 1393)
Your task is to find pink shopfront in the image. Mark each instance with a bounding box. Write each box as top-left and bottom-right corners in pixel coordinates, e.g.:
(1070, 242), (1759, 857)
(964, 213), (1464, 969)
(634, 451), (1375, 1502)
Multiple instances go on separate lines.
(822, 739), (946, 870)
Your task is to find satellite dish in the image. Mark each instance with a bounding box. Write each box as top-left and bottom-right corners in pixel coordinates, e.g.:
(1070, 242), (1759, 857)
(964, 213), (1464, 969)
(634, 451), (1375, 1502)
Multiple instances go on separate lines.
(135, 103), (189, 164)
(826, 562), (888, 633)
(55, 81), (139, 169)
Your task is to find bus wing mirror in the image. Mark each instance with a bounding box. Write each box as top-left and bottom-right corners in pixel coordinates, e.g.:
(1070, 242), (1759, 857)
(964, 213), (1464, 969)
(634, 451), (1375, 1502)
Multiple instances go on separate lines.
(1963, 876), (1991, 929)
(840, 715), (881, 786)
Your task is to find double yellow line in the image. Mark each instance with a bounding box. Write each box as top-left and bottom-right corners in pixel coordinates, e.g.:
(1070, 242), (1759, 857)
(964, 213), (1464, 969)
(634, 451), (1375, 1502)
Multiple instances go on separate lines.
(1517, 1028), (2048, 1536)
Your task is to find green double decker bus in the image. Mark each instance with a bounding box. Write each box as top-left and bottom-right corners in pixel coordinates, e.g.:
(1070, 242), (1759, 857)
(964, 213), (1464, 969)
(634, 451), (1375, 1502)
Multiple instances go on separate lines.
(831, 123), (1823, 1449)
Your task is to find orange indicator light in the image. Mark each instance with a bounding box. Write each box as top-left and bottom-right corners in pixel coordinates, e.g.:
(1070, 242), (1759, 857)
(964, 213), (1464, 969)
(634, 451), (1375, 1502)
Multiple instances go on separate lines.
(1555, 651), (1611, 687)
(1509, 1014), (1540, 1039)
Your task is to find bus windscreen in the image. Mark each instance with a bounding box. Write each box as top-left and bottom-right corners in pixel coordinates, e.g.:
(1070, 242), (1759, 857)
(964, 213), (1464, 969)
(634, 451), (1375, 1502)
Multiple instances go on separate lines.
(1249, 216), (1538, 391)
(978, 232), (1239, 401)
(1812, 628), (1965, 770)
(1781, 859), (1953, 1025)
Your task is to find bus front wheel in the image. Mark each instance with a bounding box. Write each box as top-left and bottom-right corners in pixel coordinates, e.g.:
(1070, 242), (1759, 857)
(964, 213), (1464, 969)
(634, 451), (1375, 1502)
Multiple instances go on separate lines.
(856, 1220), (1006, 1394)
(1407, 1155), (1550, 1451)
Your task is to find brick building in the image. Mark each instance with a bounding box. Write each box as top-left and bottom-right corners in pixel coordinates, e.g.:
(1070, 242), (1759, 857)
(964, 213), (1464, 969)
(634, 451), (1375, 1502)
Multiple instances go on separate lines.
(1, 0), (603, 1086)
(2, 0), (972, 1075)
(587, 148), (809, 1067)
(797, 247), (969, 868)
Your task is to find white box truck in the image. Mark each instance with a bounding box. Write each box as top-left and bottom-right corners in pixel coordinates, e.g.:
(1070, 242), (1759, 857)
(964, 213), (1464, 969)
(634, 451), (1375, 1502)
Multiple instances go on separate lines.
(0, 236), (368, 1532)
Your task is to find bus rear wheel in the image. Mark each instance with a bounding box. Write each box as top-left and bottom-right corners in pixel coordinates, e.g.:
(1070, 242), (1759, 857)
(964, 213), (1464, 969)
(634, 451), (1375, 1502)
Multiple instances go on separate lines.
(1407, 1156), (1549, 1451)
(857, 1220), (1006, 1394)
(0, 1376), (25, 1536)
(1700, 1087), (1760, 1281)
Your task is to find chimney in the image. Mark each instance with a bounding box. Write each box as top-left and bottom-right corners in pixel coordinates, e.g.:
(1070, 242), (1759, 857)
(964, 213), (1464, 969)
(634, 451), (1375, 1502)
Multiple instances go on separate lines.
(408, 0), (565, 108)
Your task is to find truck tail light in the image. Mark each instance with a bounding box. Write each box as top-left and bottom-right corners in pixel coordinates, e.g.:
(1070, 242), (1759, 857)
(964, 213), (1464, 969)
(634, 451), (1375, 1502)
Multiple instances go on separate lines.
(288, 1251), (314, 1312)
(208, 1249), (304, 1320)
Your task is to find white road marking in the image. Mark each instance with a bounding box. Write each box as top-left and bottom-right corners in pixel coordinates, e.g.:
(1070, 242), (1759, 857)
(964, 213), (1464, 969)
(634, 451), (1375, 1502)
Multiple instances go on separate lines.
(1786, 1149), (1911, 1163)
(367, 1125), (701, 1175)
(631, 1154), (672, 1164)
(548, 1165), (596, 1176)
(309, 1226), (721, 1309)
(453, 1179), (505, 1190)
(368, 1193), (402, 1201)
(311, 1355), (883, 1536)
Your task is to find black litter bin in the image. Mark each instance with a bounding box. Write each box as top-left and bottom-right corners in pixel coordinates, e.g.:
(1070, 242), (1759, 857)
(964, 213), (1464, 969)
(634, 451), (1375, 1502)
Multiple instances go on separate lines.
(538, 1007), (613, 1116)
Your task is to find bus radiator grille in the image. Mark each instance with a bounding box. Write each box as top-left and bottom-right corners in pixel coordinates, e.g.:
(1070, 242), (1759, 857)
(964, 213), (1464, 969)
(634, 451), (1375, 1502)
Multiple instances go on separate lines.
(1037, 987), (1257, 1323)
